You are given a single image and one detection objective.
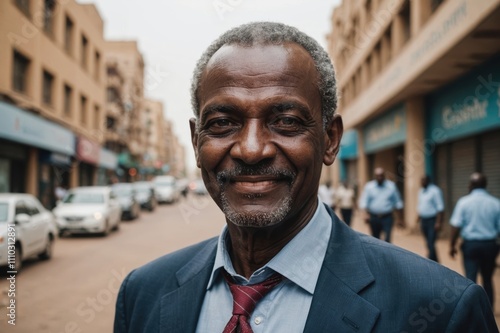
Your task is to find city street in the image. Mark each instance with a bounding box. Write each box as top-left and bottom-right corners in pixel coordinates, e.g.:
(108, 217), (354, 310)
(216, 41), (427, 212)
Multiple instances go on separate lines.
(1, 197), (499, 332)
(0, 195), (225, 333)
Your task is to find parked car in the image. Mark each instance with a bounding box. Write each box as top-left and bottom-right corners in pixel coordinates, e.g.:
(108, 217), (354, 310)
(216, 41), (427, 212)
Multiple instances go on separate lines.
(111, 183), (141, 220)
(53, 186), (121, 237)
(0, 193), (57, 272)
(152, 176), (180, 204)
(189, 178), (208, 195)
(133, 181), (157, 211)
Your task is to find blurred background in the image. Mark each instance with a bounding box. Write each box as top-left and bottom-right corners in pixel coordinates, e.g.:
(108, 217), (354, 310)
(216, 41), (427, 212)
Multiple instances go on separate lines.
(0, 0), (499, 331)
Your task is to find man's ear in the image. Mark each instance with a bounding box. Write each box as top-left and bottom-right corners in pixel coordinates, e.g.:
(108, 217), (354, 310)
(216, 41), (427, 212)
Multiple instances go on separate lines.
(323, 114), (343, 166)
(189, 118), (201, 168)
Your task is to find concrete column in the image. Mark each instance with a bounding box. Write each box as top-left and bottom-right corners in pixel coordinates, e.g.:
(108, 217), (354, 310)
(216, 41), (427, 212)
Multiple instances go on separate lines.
(410, 0), (432, 36)
(404, 98), (426, 231)
(26, 148), (38, 195)
(70, 160), (79, 188)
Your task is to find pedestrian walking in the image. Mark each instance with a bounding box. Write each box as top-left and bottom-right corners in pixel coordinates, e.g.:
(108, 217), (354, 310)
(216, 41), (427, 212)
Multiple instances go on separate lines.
(416, 175), (444, 262)
(359, 168), (404, 242)
(318, 181), (336, 212)
(336, 181), (356, 226)
(450, 172), (500, 307)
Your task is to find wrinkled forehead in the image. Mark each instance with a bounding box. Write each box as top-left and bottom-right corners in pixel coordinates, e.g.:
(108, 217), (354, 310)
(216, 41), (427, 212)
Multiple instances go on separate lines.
(199, 42), (318, 87)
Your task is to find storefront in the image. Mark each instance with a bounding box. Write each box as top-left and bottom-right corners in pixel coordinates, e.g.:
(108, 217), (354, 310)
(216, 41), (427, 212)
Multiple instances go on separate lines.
(76, 136), (100, 186)
(97, 148), (118, 185)
(0, 101), (75, 203)
(363, 104), (407, 197)
(426, 56), (500, 219)
(337, 130), (359, 188)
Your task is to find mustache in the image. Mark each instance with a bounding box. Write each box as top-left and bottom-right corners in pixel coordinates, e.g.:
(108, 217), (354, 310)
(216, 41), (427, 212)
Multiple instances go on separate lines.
(216, 163), (296, 185)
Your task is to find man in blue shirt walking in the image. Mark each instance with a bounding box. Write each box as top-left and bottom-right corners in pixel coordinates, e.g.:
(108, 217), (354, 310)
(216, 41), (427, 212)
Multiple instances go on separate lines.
(450, 172), (500, 307)
(359, 168), (404, 242)
(417, 175), (444, 262)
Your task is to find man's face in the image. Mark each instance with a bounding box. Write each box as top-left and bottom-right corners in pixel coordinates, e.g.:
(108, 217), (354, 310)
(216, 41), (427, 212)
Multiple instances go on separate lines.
(190, 43), (341, 228)
(374, 169), (385, 185)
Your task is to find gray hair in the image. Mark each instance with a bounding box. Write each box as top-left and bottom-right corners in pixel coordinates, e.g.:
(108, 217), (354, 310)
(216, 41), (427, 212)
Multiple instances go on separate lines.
(190, 21), (338, 129)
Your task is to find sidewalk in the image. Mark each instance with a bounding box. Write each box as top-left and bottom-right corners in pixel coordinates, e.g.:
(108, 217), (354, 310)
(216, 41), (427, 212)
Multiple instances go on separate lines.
(348, 212), (500, 326)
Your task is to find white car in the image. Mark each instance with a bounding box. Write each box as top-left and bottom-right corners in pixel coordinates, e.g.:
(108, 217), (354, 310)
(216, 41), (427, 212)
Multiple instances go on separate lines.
(152, 176), (180, 204)
(0, 193), (57, 272)
(53, 187), (121, 237)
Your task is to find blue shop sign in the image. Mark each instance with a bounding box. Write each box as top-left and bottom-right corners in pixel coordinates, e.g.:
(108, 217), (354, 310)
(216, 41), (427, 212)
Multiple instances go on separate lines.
(426, 57), (500, 143)
(338, 129), (358, 160)
(363, 104), (406, 154)
(0, 102), (75, 155)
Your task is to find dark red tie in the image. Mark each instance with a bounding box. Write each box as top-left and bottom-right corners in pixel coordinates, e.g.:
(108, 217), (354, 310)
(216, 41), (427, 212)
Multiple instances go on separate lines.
(223, 271), (283, 333)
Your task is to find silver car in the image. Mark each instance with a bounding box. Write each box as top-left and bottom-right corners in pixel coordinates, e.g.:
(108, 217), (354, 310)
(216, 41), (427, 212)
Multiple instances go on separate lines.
(0, 193), (57, 272)
(53, 187), (121, 237)
(152, 176), (180, 204)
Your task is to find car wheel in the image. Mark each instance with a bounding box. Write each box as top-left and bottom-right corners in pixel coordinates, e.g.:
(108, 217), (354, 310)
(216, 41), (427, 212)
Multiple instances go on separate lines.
(39, 235), (54, 260)
(112, 219), (120, 231)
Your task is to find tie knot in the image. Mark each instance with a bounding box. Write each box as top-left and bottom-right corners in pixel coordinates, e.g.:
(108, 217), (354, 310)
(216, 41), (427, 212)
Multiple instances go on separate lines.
(224, 271), (283, 316)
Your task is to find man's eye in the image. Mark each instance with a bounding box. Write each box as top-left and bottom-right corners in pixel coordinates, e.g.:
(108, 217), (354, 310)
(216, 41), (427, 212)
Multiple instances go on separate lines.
(274, 117), (300, 127)
(213, 119), (233, 127)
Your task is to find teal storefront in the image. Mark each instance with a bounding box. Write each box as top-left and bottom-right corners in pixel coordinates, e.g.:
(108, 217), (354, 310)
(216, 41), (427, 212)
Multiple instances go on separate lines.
(362, 104), (407, 191)
(0, 101), (75, 207)
(338, 130), (358, 187)
(426, 55), (500, 216)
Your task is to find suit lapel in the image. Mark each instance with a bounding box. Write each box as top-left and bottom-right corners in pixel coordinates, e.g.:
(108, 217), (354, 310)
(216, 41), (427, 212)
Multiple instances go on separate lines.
(159, 239), (217, 333)
(304, 207), (380, 332)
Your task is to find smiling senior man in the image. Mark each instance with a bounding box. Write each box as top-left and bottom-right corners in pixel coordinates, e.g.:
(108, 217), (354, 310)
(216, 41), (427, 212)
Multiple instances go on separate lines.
(113, 22), (497, 333)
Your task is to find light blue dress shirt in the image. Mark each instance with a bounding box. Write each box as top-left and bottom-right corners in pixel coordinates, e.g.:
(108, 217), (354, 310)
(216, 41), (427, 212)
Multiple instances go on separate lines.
(195, 199), (332, 333)
(359, 179), (404, 214)
(450, 189), (500, 240)
(417, 184), (444, 218)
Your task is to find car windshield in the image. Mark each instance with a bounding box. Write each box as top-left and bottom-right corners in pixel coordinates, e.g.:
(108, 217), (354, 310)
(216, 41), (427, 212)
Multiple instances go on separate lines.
(155, 181), (174, 187)
(134, 184), (151, 193)
(63, 192), (104, 204)
(113, 186), (133, 197)
(0, 203), (8, 222)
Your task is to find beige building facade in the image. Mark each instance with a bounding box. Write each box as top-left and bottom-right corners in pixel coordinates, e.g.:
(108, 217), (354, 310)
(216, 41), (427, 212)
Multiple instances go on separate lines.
(0, 0), (117, 207)
(327, 0), (500, 229)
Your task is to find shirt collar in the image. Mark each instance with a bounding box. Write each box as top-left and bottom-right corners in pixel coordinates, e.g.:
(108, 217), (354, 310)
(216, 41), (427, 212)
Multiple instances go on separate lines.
(471, 188), (487, 195)
(206, 198), (332, 295)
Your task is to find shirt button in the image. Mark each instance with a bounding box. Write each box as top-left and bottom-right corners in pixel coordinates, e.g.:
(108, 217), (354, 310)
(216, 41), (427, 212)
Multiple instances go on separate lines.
(254, 316), (263, 325)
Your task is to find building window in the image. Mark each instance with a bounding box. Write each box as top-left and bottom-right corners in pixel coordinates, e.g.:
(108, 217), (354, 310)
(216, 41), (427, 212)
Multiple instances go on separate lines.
(431, 0), (445, 12)
(42, 70), (54, 105)
(80, 35), (88, 70)
(12, 50), (30, 94)
(106, 87), (119, 102)
(64, 16), (74, 54)
(64, 84), (72, 116)
(14, 0), (30, 17)
(94, 105), (100, 131)
(80, 95), (87, 125)
(106, 116), (116, 130)
(94, 51), (100, 81)
(43, 0), (56, 35)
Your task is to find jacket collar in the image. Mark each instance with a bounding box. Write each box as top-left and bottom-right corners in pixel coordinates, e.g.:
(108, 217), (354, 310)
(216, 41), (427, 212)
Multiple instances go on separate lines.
(160, 205), (380, 332)
(303, 205), (379, 332)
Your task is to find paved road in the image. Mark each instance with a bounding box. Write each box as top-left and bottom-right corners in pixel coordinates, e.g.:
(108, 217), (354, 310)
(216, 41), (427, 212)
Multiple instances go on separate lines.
(0, 195), (224, 333)
(1, 197), (498, 332)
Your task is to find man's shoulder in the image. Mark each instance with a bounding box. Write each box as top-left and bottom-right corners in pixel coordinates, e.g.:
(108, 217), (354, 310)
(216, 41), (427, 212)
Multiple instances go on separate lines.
(356, 232), (467, 283)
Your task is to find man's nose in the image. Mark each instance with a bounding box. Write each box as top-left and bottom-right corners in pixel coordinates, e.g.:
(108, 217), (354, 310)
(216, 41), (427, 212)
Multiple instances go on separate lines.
(230, 120), (276, 164)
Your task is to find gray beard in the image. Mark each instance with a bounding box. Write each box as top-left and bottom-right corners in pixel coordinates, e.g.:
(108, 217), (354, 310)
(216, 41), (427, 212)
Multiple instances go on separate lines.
(220, 191), (293, 228)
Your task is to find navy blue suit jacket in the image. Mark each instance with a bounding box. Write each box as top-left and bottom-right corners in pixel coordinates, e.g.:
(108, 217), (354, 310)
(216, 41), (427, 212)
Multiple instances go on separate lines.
(114, 208), (498, 332)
